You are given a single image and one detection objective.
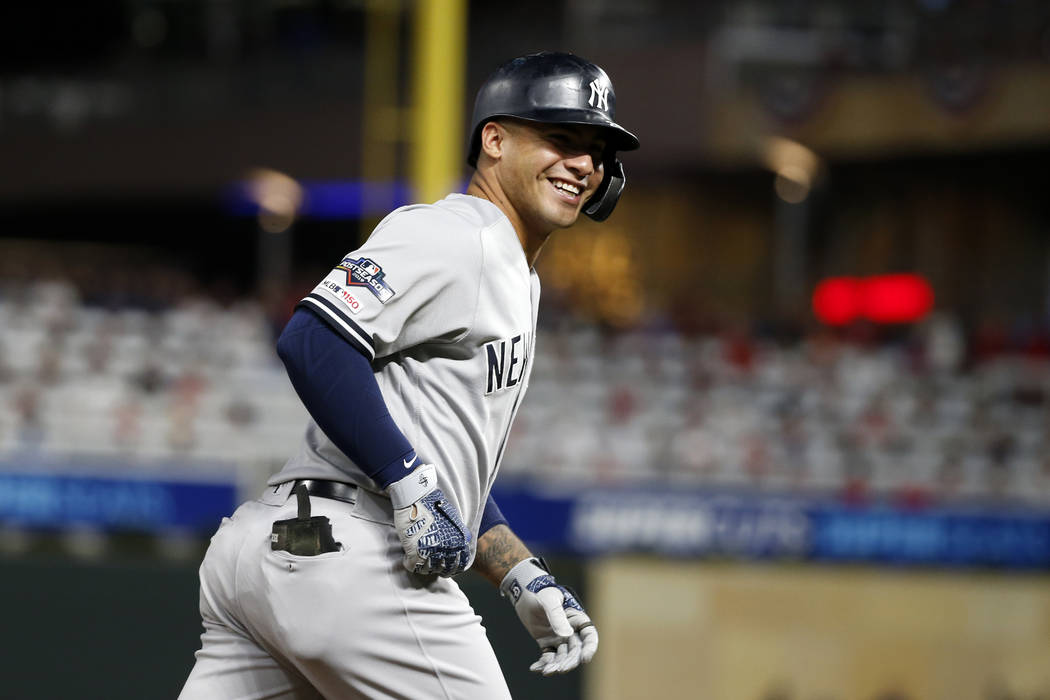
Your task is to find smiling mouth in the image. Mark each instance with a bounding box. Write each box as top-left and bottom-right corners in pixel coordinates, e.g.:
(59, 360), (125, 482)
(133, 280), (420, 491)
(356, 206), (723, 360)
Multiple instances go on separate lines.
(549, 178), (583, 203)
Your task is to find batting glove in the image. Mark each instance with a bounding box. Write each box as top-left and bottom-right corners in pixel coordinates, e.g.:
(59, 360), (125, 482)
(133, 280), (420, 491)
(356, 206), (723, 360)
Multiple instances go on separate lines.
(387, 464), (472, 577)
(500, 557), (598, 676)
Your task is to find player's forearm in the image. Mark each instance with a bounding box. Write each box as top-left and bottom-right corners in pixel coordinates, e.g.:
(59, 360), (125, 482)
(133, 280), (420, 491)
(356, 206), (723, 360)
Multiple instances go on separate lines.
(473, 524), (534, 588)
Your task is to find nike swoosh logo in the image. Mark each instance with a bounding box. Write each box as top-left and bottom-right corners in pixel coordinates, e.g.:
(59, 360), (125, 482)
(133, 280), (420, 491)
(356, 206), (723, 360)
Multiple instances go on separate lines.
(403, 455), (417, 470)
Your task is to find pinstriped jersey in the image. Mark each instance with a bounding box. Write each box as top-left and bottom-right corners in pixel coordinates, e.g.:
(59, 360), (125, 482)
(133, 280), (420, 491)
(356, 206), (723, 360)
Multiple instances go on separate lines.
(269, 193), (539, 555)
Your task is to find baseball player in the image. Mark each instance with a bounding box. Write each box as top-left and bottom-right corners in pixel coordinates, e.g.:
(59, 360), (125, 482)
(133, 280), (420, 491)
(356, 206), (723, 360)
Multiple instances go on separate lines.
(180, 51), (639, 699)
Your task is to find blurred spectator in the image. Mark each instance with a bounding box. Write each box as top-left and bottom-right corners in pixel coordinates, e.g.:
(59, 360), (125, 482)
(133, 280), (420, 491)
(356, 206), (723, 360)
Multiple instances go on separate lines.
(12, 385), (46, 450)
(920, 312), (965, 374)
(590, 386), (650, 483)
(36, 346), (64, 386)
(667, 403), (719, 482)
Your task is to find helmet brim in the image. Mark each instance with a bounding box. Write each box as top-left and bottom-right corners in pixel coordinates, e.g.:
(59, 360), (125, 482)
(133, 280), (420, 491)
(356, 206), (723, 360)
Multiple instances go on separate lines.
(468, 110), (639, 167)
(508, 109), (640, 151)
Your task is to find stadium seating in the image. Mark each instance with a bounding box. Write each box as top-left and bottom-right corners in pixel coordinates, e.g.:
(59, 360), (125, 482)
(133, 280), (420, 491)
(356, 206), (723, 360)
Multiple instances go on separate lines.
(1, 279), (1047, 506)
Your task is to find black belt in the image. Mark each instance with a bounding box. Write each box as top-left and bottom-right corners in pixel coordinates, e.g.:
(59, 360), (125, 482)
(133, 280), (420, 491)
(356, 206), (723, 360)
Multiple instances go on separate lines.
(294, 479), (359, 505)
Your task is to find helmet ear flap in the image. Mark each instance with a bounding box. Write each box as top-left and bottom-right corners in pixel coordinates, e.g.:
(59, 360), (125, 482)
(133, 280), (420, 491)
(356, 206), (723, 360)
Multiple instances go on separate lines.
(583, 157), (625, 222)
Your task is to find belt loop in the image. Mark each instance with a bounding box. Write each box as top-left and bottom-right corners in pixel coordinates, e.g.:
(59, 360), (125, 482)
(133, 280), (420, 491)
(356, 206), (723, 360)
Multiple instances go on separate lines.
(261, 481), (295, 505)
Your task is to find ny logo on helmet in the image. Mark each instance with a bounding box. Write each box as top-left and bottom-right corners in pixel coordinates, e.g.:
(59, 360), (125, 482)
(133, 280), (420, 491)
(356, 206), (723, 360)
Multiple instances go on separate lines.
(587, 79), (609, 111)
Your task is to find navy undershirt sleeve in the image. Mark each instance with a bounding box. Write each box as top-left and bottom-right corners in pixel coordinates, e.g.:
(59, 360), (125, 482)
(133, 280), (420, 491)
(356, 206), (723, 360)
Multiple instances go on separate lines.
(479, 494), (509, 536)
(276, 308), (415, 490)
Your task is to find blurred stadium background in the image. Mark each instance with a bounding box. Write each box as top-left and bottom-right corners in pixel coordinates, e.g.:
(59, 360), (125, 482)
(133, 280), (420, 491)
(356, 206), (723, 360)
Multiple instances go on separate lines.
(3, 1), (1050, 698)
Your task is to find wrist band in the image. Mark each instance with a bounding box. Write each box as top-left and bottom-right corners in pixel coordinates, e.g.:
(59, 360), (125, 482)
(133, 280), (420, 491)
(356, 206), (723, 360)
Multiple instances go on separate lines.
(386, 464), (437, 509)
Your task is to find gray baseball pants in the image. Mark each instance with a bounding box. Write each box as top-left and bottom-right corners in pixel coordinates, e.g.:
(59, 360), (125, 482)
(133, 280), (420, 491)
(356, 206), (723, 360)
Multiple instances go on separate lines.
(179, 481), (511, 700)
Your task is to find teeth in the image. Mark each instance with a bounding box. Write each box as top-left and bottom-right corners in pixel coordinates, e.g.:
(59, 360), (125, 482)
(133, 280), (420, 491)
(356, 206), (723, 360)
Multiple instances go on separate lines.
(553, 180), (580, 195)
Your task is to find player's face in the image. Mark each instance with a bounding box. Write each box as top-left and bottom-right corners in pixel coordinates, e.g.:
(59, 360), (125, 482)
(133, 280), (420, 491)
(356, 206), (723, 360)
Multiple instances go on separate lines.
(499, 120), (606, 232)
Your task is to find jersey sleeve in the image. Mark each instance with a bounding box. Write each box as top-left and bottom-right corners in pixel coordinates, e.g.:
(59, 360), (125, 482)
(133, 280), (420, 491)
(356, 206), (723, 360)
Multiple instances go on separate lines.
(297, 207), (483, 361)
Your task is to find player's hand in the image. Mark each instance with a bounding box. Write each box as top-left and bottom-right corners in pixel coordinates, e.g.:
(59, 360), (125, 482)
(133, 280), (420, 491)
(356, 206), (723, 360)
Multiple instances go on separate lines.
(386, 464), (471, 576)
(499, 557), (598, 676)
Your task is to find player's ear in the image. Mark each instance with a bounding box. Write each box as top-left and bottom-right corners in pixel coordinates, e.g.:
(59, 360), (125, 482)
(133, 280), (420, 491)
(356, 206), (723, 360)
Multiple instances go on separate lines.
(478, 121), (505, 162)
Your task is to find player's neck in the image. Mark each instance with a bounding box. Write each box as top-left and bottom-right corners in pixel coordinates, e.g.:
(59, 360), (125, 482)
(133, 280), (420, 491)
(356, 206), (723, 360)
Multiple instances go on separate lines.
(465, 174), (548, 268)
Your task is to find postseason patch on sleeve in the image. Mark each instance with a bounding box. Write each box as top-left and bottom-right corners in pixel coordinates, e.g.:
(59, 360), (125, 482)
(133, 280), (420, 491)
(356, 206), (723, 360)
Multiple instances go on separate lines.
(335, 256), (396, 303)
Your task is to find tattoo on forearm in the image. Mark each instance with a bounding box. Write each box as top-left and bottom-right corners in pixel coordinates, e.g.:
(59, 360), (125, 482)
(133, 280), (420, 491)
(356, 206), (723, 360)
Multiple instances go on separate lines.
(475, 524), (532, 587)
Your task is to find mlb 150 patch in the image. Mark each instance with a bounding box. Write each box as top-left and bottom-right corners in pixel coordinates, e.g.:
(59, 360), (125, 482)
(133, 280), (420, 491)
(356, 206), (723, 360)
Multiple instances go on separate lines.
(336, 257), (396, 303)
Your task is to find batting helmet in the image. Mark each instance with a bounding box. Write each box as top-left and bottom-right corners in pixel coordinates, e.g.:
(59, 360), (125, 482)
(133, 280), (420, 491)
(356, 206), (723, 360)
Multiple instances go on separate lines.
(467, 51), (640, 222)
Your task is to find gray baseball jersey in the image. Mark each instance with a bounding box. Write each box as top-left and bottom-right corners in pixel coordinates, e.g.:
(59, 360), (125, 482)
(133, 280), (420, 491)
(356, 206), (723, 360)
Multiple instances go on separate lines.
(268, 193), (539, 556)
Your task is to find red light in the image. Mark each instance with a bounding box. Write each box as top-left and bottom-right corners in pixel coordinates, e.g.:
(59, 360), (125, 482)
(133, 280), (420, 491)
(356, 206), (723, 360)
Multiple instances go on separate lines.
(813, 277), (862, 326)
(861, 274), (934, 323)
(812, 274), (934, 325)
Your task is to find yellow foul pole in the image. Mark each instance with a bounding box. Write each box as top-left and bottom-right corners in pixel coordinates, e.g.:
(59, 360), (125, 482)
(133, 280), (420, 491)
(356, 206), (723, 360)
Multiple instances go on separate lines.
(411, 0), (467, 204)
(361, 0), (402, 238)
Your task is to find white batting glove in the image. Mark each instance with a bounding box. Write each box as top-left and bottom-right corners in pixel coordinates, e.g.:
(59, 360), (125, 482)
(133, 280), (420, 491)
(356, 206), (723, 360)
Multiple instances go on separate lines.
(386, 464), (471, 577)
(499, 557), (598, 676)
